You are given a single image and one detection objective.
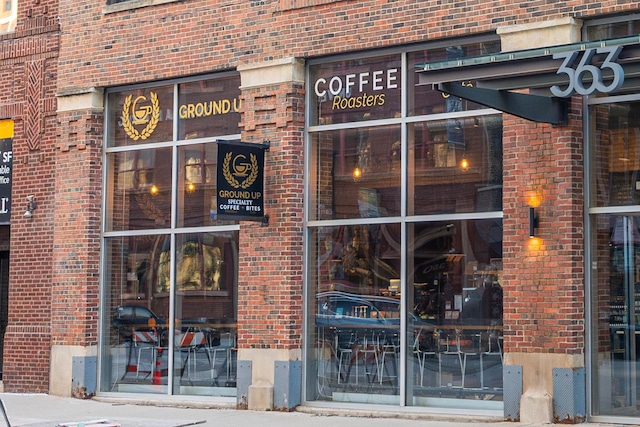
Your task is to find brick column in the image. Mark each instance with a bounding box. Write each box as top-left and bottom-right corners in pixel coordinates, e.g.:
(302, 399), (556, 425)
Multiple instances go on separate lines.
(48, 89), (104, 397)
(236, 58), (305, 410)
(497, 18), (586, 423)
(502, 96), (585, 422)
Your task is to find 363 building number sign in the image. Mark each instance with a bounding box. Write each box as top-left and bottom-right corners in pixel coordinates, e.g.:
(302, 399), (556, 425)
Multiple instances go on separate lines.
(551, 45), (624, 97)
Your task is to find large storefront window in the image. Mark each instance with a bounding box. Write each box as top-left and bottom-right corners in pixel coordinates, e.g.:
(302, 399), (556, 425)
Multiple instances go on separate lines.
(306, 40), (503, 410)
(309, 125), (401, 221)
(589, 100), (640, 418)
(100, 73), (241, 396)
(408, 115), (503, 216)
(408, 43), (500, 117)
(585, 16), (640, 423)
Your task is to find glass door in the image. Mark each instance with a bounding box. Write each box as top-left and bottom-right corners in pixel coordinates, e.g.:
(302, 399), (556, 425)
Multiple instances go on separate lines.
(592, 214), (640, 416)
(589, 98), (640, 420)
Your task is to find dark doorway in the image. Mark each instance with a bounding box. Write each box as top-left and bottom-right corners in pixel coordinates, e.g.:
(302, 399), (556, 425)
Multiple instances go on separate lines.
(0, 251), (8, 379)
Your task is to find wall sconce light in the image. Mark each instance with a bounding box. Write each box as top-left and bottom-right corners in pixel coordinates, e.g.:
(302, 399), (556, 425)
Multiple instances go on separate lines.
(529, 206), (539, 238)
(24, 195), (36, 218)
(352, 166), (362, 181)
(149, 184), (159, 196)
(186, 182), (196, 194)
(459, 157), (469, 171)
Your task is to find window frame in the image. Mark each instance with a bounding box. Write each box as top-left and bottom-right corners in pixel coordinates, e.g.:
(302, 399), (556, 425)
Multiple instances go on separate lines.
(99, 71), (242, 397)
(303, 36), (504, 410)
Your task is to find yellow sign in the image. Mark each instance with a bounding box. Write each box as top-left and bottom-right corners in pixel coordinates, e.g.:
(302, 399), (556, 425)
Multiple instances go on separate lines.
(179, 98), (241, 119)
(0, 120), (14, 139)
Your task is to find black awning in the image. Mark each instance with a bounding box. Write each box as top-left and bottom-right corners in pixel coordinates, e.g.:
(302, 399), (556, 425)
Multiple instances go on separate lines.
(416, 35), (640, 124)
(437, 81), (568, 125)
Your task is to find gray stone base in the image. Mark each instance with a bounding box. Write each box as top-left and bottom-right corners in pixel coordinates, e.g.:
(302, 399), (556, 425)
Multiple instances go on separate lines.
(248, 380), (273, 411)
(520, 390), (553, 424)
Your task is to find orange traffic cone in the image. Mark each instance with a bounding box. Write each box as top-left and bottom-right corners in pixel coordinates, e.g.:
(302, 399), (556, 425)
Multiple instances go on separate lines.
(152, 349), (162, 385)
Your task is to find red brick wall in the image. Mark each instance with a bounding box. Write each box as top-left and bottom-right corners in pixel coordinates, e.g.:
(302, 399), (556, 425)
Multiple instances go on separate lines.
(51, 110), (103, 346)
(237, 81), (305, 349)
(502, 96), (585, 354)
(1, 67), (57, 387)
(1, 0), (59, 392)
(57, 1), (640, 92)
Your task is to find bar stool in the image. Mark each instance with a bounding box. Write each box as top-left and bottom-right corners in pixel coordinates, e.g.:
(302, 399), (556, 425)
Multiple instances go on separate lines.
(176, 329), (209, 383)
(479, 331), (503, 388)
(460, 333), (482, 388)
(226, 332), (238, 380)
(132, 329), (159, 381)
(377, 333), (399, 385)
(413, 330), (439, 387)
(207, 331), (228, 381)
(440, 329), (464, 387)
(356, 331), (381, 384)
(337, 331), (358, 383)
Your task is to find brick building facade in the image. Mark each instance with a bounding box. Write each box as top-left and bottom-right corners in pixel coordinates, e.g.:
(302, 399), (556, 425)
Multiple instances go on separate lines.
(0, 0), (58, 392)
(2, 0), (640, 424)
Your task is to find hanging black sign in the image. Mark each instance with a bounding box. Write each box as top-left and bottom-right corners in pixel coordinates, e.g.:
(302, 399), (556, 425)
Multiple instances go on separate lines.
(216, 140), (268, 223)
(0, 138), (12, 225)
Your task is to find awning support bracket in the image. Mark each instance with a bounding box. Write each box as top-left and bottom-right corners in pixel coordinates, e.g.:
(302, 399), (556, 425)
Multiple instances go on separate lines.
(437, 82), (568, 125)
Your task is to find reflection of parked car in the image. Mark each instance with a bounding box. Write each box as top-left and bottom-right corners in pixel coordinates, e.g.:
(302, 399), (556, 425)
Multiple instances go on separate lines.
(111, 306), (225, 347)
(316, 291), (433, 328)
(317, 291), (395, 323)
(112, 305), (164, 342)
(112, 305), (163, 328)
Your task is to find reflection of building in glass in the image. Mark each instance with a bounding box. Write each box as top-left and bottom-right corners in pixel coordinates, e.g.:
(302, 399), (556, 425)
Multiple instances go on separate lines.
(157, 239), (223, 292)
(0, 0), (16, 33)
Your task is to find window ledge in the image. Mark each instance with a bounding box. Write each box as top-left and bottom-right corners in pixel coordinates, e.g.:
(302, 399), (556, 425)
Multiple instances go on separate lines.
(104, 0), (181, 14)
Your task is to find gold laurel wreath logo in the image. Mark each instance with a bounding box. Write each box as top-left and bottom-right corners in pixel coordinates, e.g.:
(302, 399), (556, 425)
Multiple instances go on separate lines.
(222, 152), (259, 189)
(135, 192), (165, 226)
(122, 92), (160, 141)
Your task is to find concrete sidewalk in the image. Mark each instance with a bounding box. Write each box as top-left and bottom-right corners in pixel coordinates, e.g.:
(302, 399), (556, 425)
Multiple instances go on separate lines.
(0, 393), (610, 427)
